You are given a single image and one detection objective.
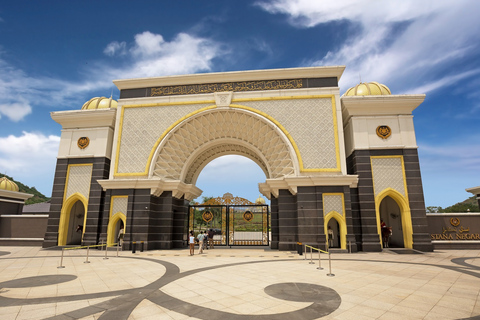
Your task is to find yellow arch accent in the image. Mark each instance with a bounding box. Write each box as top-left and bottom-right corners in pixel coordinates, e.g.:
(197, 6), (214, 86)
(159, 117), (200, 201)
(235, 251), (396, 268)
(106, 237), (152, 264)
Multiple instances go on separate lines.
(114, 95), (342, 177)
(58, 193), (88, 246)
(324, 211), (347, 250)
(107, 212), (126, 247)
(375, 188), (413, 249)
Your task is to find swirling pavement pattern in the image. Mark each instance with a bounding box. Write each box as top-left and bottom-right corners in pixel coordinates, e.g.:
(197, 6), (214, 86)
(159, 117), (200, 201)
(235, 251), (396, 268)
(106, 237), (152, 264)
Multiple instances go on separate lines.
(0, 247), (479, 319)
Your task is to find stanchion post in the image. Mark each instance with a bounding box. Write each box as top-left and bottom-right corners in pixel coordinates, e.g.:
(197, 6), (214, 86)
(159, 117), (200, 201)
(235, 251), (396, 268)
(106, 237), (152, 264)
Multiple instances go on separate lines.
(132, 241), (136, 254)
(317, 249), (323, 270)
(104, 243), (109, 260)
(327, 252), (335, 277)
(57, 248), (65, 269)
(304, 244), (307, 260)
(309, 247), (314, 264)
(84, 246), (90, 264)
(116, 242), (119, 257)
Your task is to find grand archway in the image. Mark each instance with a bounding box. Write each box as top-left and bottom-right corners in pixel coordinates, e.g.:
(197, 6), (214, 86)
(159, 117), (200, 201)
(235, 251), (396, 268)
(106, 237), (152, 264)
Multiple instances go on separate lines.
(149, 107), (299, 183)
(45, 67), (433, 253)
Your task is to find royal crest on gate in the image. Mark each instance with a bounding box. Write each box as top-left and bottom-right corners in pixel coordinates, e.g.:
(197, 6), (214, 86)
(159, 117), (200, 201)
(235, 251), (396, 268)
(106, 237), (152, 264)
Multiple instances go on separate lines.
(243, 210), (254, 222)
(202, 210), (213, 222)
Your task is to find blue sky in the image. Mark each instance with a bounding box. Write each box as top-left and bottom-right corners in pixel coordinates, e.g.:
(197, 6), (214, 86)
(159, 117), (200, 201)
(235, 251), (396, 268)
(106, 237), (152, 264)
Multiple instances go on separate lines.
(0, 0), (479, 207)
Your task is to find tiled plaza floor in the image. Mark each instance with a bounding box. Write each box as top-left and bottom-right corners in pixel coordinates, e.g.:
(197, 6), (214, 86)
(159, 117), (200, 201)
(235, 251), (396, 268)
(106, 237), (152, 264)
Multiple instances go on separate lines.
(0, 246), (479, 319)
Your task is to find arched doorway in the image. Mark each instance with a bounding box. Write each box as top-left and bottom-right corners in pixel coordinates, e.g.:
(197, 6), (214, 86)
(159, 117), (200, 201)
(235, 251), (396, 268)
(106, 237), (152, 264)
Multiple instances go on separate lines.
(66, 200), (85, 245)
(107, 212), (126, 247)
(327, 218), (341, 248)
(379, 196), (404, 248)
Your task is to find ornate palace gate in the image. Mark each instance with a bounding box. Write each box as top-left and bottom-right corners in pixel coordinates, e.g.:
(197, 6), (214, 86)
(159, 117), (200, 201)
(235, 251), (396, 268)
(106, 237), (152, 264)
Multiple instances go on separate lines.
(188, 194), (269, 246)
(44, 66), (433, 253)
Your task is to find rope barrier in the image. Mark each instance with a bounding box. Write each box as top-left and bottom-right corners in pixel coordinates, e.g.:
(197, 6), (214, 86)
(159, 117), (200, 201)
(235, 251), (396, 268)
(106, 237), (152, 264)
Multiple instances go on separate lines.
(58, 243), (119, 268)
(302, 244), (335, 277)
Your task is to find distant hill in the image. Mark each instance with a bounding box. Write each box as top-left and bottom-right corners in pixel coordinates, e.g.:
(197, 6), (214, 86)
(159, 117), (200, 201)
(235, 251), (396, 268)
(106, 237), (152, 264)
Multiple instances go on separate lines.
(427, 196), (479, 213)
(0, 174), (50, 205)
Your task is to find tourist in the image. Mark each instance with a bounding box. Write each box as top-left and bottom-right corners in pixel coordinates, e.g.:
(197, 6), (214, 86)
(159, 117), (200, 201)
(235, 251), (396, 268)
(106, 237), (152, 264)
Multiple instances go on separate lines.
(189, 231), (195, 256)
(208, 229), (215, 249)
(197, 231), (205, 254)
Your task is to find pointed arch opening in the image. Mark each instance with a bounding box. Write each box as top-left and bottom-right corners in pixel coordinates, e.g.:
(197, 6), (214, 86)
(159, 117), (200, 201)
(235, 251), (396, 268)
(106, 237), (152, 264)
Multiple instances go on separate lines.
(107, 212), (126, 247)
(375, 188), (413, 249)
(58, 193), (88, 246)
(324, 211), (347, 250)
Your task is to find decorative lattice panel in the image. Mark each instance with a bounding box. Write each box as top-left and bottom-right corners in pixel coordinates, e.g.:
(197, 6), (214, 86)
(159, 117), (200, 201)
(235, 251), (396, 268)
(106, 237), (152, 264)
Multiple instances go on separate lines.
(117, 104), (211, 173)
(323, 194), (344, 216)
(111, 196), (128, 217)
(239, 98), (337, 169)
(153, 109), (295, 180)
(371, 157), (406, 197)
(65, 165), (93, 199)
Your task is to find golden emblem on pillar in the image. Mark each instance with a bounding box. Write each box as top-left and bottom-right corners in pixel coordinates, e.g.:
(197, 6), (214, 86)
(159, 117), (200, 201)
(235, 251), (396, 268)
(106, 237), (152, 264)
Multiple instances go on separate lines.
(376, 125), (391, 139)
(77, 137), (90, 149)
(450, 217), (460, 227)
(243, 210), (254, 222)
(202, 210), (213, 222)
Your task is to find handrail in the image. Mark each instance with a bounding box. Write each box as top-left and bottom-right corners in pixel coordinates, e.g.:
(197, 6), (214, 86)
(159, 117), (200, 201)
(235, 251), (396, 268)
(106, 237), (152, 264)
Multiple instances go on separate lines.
(302, 243), (335, 277)
(57, 242), (119, 268)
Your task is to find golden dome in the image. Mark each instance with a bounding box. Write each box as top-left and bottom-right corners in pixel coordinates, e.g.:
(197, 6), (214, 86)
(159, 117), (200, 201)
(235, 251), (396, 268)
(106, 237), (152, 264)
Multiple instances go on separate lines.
(0, 177), (19, 192)
(81, 97), (118, 110)
(344, 82), (391, 96)
(255, 195), (266, 205)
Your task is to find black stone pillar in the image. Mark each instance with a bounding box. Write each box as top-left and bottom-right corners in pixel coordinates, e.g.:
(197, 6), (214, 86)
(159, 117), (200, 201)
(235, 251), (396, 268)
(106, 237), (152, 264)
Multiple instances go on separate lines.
(277, 189), (297, 251)
(82, 158), (110, 246)
(270, 196), (279, 249)
(43, 159), (68, 248)
(296, 186), (323, 249)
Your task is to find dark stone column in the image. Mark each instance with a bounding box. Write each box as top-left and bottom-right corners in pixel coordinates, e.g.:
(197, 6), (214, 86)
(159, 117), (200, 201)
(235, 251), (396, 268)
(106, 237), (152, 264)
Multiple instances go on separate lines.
(172, 197), (189, 248)
(347, 150), (382, 252)
(126, 189), (151, 250)
(277, 189), (297, 251)
(43, 159), (68, 248)
(270, 196), (279, 249)
(82, 158), (110, 246)
(403, 149), (433, 252)
(296, 186), (323, 249)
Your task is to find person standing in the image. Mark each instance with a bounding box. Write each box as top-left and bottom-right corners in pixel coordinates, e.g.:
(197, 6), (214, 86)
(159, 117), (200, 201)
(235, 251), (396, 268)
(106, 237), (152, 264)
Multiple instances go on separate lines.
(208, 229), (215, 249)
(197, 231), (205, 254)
(327, 226), (334, 248)
(189, 231), (195, 256)
(117, 225), (125, 247)
(202, 231), (208, 251)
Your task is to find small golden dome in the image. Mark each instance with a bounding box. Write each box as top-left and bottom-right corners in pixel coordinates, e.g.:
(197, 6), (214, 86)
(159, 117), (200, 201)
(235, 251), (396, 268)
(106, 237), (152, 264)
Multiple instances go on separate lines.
(0, 177), (19, 192)
(344, 82), (391, 96)
(81, 97), (118, 110)
(255, 195), (266, 205)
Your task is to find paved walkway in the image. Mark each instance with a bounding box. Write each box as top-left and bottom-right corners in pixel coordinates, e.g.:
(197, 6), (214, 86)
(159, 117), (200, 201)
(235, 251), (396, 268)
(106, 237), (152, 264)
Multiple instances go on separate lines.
(0, 246), (479, 320)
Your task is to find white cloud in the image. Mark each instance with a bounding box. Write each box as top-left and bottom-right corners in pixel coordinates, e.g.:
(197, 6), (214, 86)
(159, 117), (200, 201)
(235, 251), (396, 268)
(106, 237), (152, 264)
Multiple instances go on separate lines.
(0, 132), (60, 195)
(0, 30), (224, 122)
(0, 101), (31, 121)
(104, 41), (127, 56)
(104, 31), (222, 79)
(256, 0), (480, 94)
